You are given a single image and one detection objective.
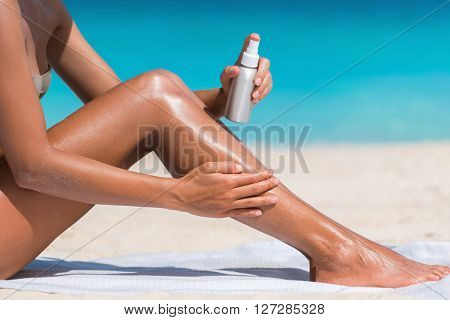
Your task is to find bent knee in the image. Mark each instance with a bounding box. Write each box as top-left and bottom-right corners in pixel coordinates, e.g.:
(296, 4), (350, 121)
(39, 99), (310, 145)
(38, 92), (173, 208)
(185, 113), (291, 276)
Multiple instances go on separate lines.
(131, 69), (183, 97)
(126, 69), (199, 119)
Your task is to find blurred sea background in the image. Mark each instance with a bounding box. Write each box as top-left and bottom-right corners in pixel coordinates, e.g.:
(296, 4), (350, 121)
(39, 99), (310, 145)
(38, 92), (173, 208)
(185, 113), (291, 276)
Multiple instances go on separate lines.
(44, 0), (450, 143)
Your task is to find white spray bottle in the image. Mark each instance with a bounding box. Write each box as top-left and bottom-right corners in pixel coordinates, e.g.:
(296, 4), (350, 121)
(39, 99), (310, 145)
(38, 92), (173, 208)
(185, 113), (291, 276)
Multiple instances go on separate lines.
(224, 39), (260, 123)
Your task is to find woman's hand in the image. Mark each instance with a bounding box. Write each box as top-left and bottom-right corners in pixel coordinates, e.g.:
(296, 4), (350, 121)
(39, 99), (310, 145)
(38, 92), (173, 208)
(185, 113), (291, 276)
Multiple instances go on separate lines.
(167, 162), (279, 218)
(220, 33), (273, 105)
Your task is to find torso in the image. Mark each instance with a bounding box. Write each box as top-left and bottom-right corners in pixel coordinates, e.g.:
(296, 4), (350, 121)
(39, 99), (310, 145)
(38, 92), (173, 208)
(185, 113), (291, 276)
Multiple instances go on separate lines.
(0, 0), (61, 159)
(18, 0), (59, 75)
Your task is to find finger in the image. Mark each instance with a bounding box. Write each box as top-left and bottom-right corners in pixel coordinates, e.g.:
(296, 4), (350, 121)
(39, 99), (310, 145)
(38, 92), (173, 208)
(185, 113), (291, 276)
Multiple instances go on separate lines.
(232, 195), (278, 209)
(200, 161), (243, 174)
(254, 58), (270, 87)
(231, 170), (273, 187)
(230, 176), (279, 199)
(224, 208), (263, 218)
(237, 33), (260, 64)
(221, 65), (240, 81)
(253, 81), (272, 104)
(252, 72), (271, 102)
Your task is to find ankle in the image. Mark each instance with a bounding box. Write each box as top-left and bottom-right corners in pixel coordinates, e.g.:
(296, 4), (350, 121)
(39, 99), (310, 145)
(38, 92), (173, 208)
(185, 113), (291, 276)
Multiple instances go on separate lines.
(310, 233), (360, 271)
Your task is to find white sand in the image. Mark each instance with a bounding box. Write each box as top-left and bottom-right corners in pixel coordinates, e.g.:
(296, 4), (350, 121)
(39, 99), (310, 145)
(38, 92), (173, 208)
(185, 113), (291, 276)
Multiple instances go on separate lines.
(1, 142), (449, 299)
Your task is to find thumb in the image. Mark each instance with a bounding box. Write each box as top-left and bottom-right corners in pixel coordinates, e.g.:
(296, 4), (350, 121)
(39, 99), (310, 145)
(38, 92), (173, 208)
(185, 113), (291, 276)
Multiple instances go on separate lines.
(221, 66), (240, 81)
(237, 33), (260, 64)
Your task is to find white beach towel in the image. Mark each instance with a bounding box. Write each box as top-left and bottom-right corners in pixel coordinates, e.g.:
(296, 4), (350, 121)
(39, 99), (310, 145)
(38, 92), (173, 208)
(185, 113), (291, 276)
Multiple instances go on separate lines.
(0, 241), (448, 299)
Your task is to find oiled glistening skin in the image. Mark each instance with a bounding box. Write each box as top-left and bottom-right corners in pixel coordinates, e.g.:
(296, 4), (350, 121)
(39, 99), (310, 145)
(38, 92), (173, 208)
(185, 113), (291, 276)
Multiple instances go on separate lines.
(0, 0), (278, 278)
(0, 0), (449, 286)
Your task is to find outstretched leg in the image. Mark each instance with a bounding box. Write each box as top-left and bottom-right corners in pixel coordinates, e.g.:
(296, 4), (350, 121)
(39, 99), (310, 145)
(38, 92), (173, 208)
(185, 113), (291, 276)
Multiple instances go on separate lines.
(148, 70), (450, 287)
(0, 69), (448, 285)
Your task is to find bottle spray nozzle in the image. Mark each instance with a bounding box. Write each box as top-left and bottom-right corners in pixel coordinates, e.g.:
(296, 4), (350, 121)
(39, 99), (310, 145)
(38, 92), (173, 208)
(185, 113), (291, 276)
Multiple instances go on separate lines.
(241, 39), (260, 68)
(246, 39), (259, 55)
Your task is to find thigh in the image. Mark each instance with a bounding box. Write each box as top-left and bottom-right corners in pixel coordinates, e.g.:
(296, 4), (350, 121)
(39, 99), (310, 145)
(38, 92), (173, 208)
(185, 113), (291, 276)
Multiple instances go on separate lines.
(0, 79), (157, 278)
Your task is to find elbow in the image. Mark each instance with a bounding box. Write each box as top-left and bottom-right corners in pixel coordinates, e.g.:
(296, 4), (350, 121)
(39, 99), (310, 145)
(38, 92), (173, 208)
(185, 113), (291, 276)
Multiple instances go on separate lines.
(11, 157), (47, 190)
(12, 165), (39, 190)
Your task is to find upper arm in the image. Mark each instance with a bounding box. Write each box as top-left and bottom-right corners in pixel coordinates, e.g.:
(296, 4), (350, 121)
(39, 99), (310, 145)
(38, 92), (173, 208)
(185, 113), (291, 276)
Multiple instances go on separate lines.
(0, 0), (51, 176)
(48, 1), (121, 103)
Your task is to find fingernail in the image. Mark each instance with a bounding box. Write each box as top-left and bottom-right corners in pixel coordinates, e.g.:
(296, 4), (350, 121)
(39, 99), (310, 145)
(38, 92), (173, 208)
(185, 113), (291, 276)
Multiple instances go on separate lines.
(254, 210), (263, 216)
(235, 164), (243, 171)
(253, 91), (260, 99)
(255, 78), (262, 86)
(273, 178), (279, 185)
(270, 197), (278, 204)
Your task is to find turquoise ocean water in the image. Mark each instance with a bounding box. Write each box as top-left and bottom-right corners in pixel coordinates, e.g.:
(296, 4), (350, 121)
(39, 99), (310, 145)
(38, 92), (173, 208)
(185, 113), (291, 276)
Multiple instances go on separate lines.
(42, 0), (450, 143)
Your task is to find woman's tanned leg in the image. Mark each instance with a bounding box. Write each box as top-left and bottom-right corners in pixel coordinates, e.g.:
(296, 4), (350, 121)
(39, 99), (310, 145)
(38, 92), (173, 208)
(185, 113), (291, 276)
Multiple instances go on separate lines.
(147, 70), (450, 287)
(0, 69), (448, 285)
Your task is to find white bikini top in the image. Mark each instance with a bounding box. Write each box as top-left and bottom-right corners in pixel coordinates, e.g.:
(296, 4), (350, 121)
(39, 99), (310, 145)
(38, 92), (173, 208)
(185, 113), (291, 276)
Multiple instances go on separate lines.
(32, 68), (52, 98)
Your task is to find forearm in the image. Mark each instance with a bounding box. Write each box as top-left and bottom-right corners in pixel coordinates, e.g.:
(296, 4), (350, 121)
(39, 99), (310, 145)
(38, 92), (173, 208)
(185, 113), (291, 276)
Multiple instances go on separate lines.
(194, 88), (226, 119)
(17, 148), (177, 209)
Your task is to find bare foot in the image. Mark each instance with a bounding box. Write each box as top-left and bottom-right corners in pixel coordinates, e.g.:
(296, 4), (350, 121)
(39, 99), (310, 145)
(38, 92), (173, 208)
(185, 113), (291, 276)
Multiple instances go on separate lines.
(310, 237), (450, 288)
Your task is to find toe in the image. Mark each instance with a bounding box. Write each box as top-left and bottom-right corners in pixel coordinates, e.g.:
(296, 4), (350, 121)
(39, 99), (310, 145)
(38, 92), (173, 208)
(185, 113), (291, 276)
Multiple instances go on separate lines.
(420, 267), (442, 282)
(432, 265), (449, 276)
(434, 269), (445, 278)
(439, 267), (450, 277)
(429, 272), (442, 281)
